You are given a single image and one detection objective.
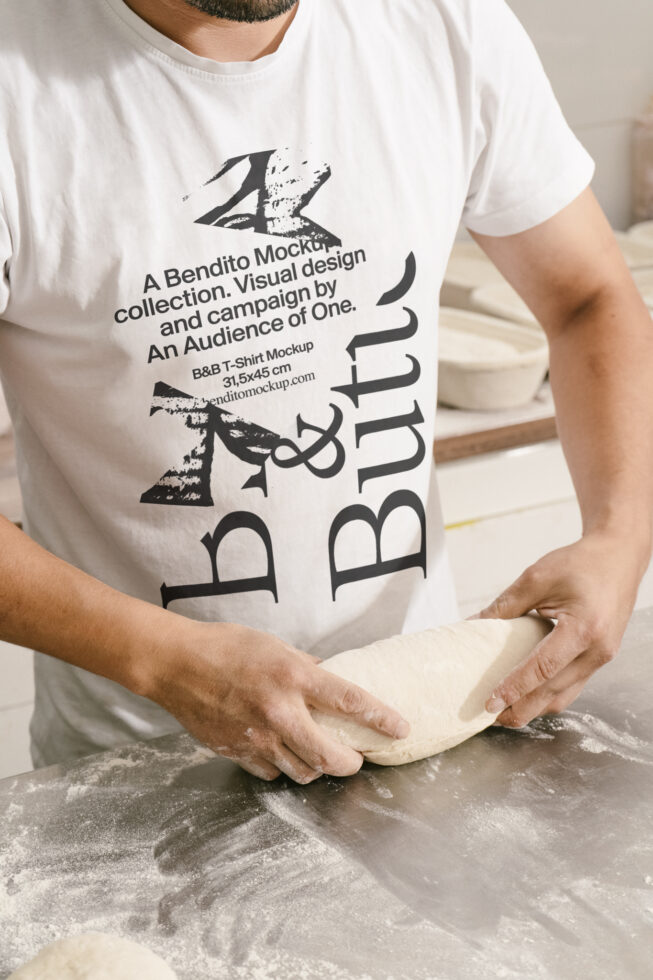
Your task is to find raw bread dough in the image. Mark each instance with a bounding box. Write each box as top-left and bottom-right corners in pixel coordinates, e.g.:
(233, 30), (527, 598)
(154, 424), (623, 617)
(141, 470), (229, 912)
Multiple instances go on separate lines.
(8, 933), (178, 979)
(312, 616), (551, 765)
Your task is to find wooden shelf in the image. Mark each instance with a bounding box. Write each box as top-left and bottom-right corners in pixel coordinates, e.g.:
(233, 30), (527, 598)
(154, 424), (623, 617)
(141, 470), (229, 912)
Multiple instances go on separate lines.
(434, 415), (557, 464)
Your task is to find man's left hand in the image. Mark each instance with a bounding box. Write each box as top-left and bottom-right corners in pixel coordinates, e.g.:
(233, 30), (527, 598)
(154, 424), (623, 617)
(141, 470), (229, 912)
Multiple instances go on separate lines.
(478, 530), (645, 727)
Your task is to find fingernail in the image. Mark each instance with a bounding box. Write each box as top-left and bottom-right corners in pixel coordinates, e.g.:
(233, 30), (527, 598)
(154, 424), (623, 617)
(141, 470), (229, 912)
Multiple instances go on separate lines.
(394, 719), (410, 739)
(486, 697), (507, 714)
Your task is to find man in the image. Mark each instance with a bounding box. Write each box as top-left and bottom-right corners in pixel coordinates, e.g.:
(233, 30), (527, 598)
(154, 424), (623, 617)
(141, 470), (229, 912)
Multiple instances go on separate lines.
(0, 0), (651, 784)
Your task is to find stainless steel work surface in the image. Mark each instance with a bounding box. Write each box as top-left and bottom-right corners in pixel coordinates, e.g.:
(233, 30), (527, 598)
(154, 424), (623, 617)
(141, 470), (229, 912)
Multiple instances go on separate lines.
(2, 610), (653, 979)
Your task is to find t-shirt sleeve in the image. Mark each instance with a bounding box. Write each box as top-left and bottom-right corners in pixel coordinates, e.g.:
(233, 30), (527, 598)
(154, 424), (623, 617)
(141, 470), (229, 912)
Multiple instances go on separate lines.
(461, 0), (595, 237)
(0, 194), (11, 316)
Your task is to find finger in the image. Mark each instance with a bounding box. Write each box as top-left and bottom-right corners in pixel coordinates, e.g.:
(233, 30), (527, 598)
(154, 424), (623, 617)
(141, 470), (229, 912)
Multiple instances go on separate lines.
(478, 564), (547, 621)
(485, 619), (586, 715)
(493, 650), (594, 728)
(231, 725), (320, 784)
(236, 756), (281, 781)
(545, 679), (587, 714)
(282, 708), (364, 777)
(272, 744), (322, 785)
(304, 653), (323, 665)
(306, 672), (410, 740)
(294, 649), (322, 666)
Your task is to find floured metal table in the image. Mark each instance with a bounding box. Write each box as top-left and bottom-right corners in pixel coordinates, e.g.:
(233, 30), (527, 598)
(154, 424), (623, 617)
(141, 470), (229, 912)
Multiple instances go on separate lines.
(2, 609), (653, 979)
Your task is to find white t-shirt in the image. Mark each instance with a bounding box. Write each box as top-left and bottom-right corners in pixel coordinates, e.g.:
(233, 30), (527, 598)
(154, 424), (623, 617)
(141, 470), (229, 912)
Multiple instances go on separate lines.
(0, 0), (594, 767)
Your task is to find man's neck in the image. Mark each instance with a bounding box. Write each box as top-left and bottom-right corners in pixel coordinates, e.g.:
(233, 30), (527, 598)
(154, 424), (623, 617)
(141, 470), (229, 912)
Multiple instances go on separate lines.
(122, 0), (299, 62)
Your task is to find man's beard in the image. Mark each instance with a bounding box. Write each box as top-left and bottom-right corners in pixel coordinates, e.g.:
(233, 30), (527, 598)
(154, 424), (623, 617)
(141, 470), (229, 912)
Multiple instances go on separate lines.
(182, 0), (298, 23)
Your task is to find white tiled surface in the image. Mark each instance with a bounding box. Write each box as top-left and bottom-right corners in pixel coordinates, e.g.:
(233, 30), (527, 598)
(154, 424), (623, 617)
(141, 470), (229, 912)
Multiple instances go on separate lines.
(446, 499), (582, 619)
(441, 440), (579, 615)
(442, 445), (653, 618)
(508, 0), (653, 229)
(439, 441), (576, 527)
(447, 500), (653, 621)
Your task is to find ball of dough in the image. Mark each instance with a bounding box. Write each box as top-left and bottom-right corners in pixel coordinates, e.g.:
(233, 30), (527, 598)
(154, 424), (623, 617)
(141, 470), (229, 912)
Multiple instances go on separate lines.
(312, 615), (552, 764)
(8, 933), (178, 979)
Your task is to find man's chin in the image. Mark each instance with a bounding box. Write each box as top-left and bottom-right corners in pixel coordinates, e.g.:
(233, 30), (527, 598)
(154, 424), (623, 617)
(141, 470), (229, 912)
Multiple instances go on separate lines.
(182, 0), (299, 23)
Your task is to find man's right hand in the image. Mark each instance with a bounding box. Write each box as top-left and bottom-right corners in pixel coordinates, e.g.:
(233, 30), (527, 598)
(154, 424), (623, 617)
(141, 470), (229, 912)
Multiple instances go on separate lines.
(0, 516), (407, 782)
(147, 619), (410, 785)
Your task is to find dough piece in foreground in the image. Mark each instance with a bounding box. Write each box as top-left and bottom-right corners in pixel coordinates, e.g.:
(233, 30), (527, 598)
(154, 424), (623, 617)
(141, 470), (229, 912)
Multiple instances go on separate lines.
(312, 615), (552, 765)
(8, 932), (178, 979)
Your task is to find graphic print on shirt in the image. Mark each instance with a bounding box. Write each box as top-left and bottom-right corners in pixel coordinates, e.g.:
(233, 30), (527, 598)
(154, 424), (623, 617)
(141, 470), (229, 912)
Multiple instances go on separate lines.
(186, 148), (342, 248)
(139, 381), (344, 501)
(120, 148), (428, 610)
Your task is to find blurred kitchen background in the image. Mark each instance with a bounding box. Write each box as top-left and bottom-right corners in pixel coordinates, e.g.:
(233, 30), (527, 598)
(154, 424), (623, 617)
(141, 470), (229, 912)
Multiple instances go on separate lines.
(2, 0), (653, 780)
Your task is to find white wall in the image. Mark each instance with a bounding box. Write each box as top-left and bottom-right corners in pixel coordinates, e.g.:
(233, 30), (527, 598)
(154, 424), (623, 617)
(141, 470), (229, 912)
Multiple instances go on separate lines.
(509, 0), (653, 229)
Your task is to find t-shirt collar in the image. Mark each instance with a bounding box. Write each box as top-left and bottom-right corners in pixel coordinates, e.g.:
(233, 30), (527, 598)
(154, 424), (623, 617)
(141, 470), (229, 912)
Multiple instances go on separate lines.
(101, 0), (311, 79)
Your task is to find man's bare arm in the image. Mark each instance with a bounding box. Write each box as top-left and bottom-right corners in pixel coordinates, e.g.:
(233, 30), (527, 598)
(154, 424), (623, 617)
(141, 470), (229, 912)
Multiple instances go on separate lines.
(0, 513), (409, 779)
(470, 187), (653, 725)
